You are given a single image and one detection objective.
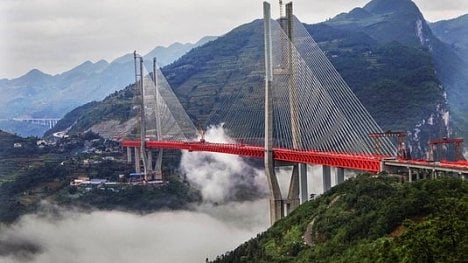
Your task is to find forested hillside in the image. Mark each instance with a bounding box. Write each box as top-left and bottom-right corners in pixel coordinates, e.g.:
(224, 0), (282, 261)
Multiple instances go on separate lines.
(212, 176), (468, 262)
(0, 130), (202, 223)
(54, 0), (452, 158)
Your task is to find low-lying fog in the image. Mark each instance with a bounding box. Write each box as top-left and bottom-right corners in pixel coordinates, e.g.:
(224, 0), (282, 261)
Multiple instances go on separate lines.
(0, 200), (269, 263)
(0, 126), (346, 263)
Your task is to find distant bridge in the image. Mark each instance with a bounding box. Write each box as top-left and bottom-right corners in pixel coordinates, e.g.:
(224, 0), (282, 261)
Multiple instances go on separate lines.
(11, 118), (60, 129)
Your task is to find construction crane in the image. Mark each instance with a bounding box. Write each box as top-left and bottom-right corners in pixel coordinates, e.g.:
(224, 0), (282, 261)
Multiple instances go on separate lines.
(428, 137), (464, 161)
(369, 130), (408, 158)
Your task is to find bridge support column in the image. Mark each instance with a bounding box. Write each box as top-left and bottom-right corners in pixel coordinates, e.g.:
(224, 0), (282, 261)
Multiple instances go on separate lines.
(146, 151), (153, 181)
(264, 2), (283, 225)
(323, 166), (331, 193)
(335, 167), (345, 185)
(270, 199), (284, 224)
(127, 147), (132, 164)
(155, 150), (163, 181)
(134, 147), (141, 173)
(299, 163), (308, 203)
(408, 168), (412, 183)
(286, 165), (300, 215)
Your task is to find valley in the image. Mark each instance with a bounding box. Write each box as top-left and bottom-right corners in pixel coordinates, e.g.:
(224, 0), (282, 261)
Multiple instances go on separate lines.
(0, 0), (467, 262)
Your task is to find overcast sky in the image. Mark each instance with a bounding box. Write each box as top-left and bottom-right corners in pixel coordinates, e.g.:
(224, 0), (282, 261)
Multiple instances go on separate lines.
(1, 0), (467, 79)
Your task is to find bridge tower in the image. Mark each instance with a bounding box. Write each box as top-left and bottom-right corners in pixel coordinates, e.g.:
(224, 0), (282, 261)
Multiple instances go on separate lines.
(264, 1), (283, 224)
(133, 51), (152, 180)
(264, 1), (308, 224)
(283, 1), (308, 215)
(152, 57), (164, 181)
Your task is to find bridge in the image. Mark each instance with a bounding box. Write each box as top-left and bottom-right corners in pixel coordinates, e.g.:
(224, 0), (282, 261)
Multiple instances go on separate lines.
(121, 2), (468, 224)
(11, 118), (60, 129)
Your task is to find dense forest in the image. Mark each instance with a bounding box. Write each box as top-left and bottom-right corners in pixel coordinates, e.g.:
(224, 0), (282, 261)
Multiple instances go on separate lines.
(213, 176), (467, 262)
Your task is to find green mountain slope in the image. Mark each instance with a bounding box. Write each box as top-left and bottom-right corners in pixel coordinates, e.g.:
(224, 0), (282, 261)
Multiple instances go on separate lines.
(44, 85), (136, 137)
(324, 0), (468, 141)
(52, 0), (455, 158)
(163, 21), (265, 126)
(430, 14), (468, 140)
(328, 0), (430, 47)
(0, 129), (202, 223)
(212, 176), (468, 262)
(431, 14), (468, 58)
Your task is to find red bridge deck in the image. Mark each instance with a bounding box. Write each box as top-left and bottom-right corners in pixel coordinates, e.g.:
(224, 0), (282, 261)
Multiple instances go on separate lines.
(122, 140), (468, 174)
(122, 140), (384, 172)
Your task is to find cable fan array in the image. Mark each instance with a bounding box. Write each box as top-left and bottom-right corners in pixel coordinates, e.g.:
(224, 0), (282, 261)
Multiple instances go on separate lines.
(133, 61), (198, 142)
(217, 17), (395, 156)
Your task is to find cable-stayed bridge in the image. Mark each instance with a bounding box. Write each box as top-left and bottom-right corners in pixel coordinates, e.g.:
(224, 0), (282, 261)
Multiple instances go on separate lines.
(122, 2), (468, 224)
(8, 118), (60, 129)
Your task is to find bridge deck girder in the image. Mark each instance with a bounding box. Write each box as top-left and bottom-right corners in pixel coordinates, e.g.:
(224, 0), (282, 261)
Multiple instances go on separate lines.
(122, 140), (384, 173)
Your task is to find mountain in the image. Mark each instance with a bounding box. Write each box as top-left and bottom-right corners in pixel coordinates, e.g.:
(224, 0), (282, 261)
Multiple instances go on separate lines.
(0, 36), (216, 137)
(327, 0), (468, 142)
(145, 36), (217, 66)
(49, 0), (465, 159)
(429, 15), (468, 140)
(430, 14), (468, 136)
(431, 14), (468, 59)
(320, 0), (468, 147)
(328, 0), (431, 46)
(211, 176), (468, 262)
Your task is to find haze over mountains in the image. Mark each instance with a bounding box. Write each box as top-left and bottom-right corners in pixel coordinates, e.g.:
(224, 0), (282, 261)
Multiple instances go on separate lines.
(0, 36), (216, 136)
(431, 14), (468, 60)
(3, 0), (468, 147)
(46, 0), (468, 158)
(1, 1), (467, 261)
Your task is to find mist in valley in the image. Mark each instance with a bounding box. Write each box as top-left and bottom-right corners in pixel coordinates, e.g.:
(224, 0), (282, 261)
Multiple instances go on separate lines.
(0, 200), (269, 263)
(0, 126), (340, 263)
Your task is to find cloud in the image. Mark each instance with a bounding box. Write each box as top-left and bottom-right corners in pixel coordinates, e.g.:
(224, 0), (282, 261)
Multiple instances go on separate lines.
(0, 124), (362, 263)
(180, 125), (357, 205)
(2, 0), (467, 78)
(180, 125), (268, 203)
(413, 0), (468, 22)
(0, 126), (275, 263)
(0, 201), (269, 263)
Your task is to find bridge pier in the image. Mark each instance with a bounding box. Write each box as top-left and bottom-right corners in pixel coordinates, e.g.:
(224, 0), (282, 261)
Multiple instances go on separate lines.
(408, 168), (412, 183)
(323, 166), (331, 192)
(268, 162), (308, 223)
(286, 164), (300, 215)
(134, 147), (141, 173)
(146, 151), (153, 181)
(127, 147), (132, 164)
(265, 161), (282, 224)
(298, 163), (308, 203)
(154, 150), (164, 181)
(335, 167), (345, 184)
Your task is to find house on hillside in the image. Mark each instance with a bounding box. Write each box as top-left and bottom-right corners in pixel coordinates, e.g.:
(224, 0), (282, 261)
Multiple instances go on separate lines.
(13, 143), (22, 148)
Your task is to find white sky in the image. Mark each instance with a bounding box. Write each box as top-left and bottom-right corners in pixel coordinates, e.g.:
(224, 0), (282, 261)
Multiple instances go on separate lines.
(1, 0), (467, 79)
